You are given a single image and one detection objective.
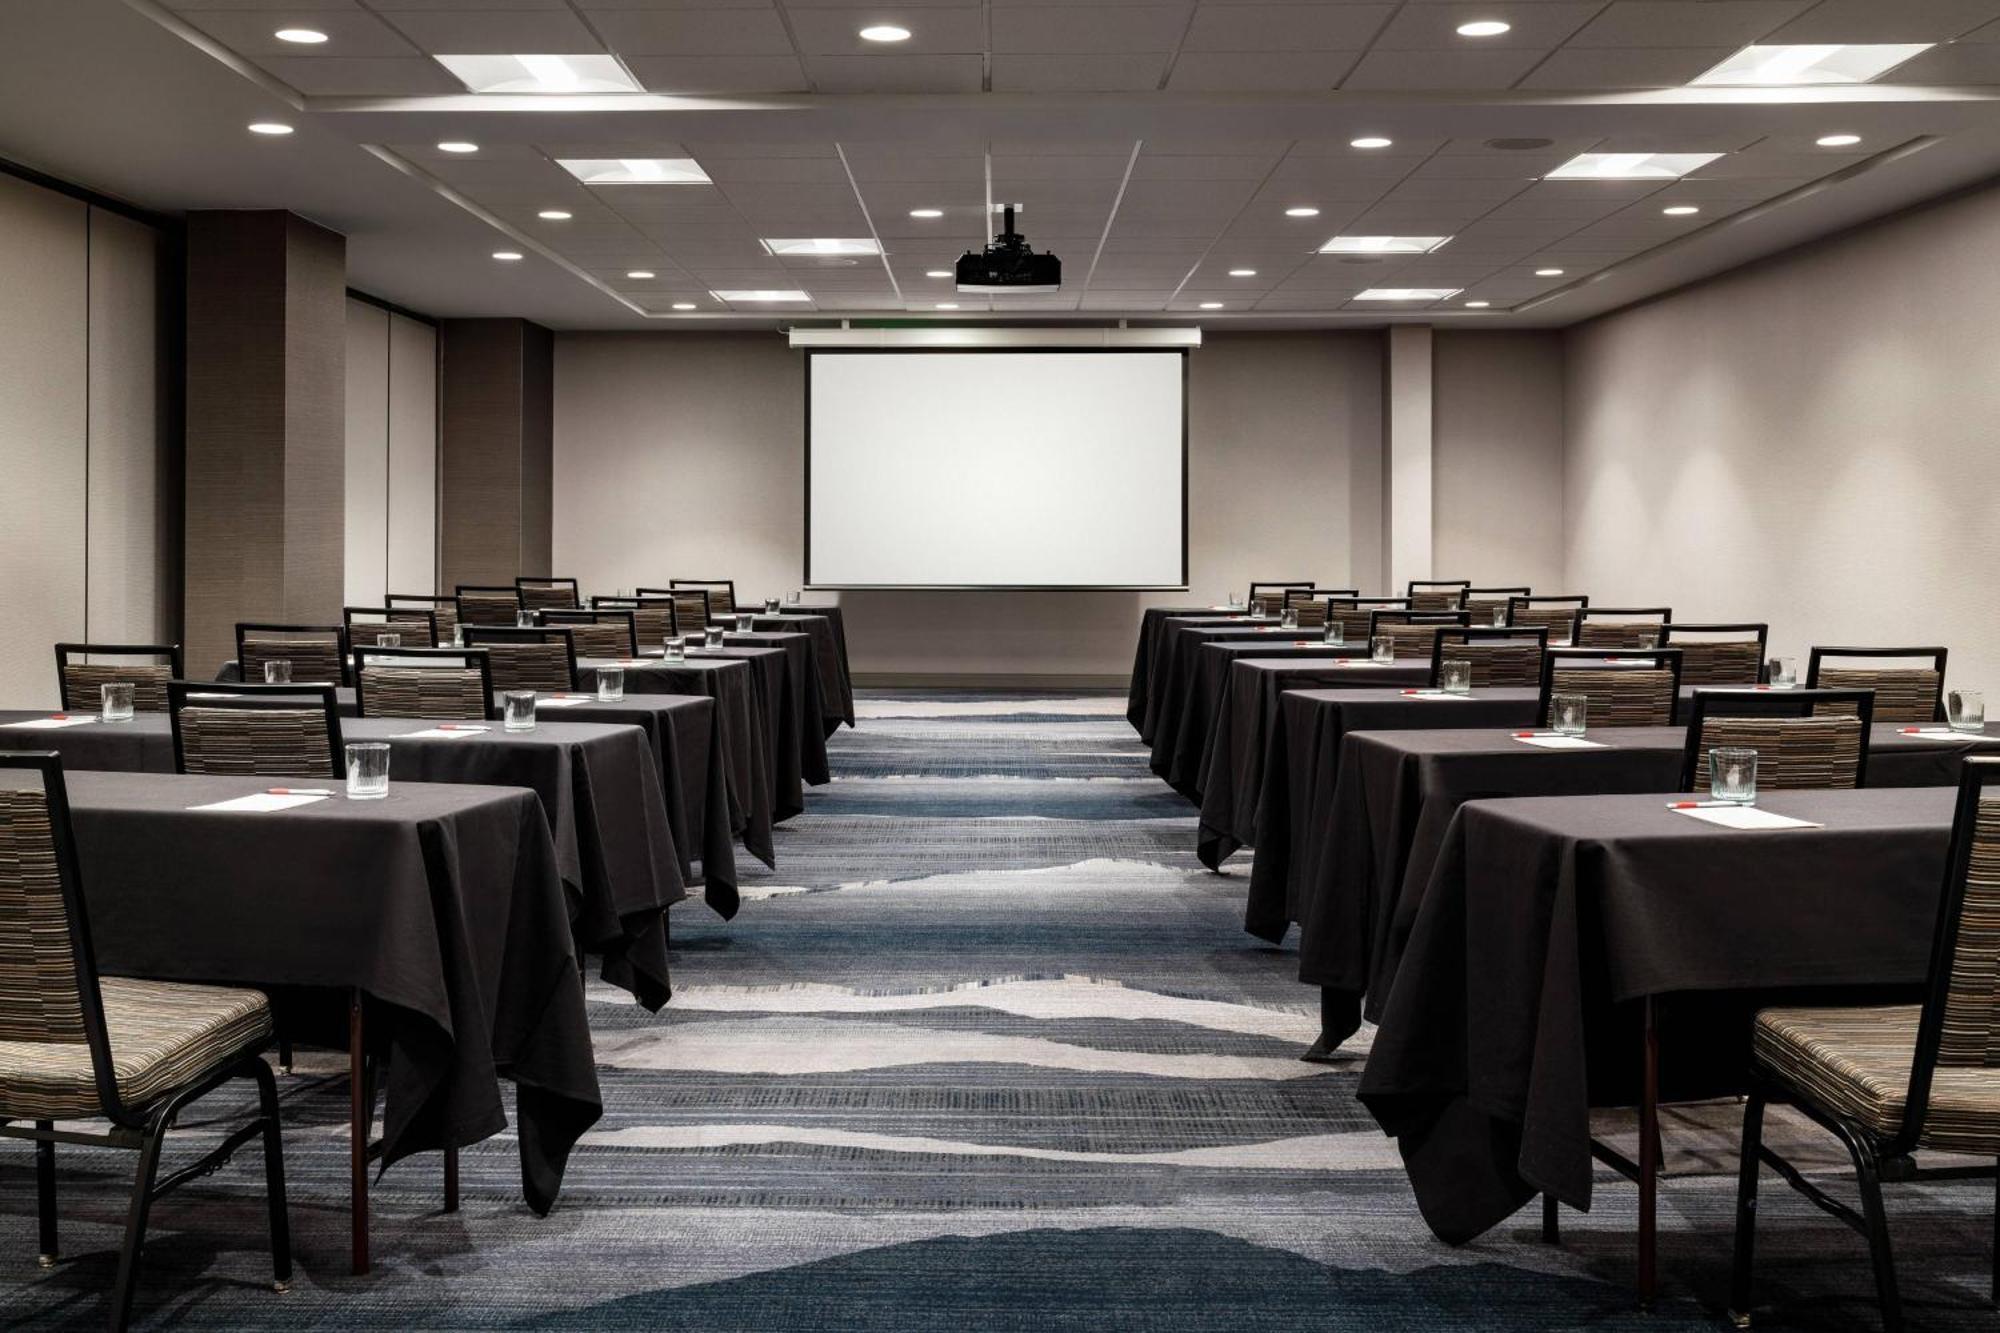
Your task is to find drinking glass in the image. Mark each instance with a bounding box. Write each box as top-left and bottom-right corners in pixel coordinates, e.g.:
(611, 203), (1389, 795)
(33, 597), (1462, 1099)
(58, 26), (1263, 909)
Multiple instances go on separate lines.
(1491, 606), (1508, 628)
(1227, 592), (1242, 611)
(1440, 659), (1472, 695)
(787, 590), (802, 605)
(1767, 656), (1798, 688)
(375, 631), (401, 649)
(503, 690), (537, 733)
(263, 659), (292, 685)
(345, 741), (390, 800)
(1710, 746), (1758, 804)
(664, 635), (686, 662)
(1949, 689), (1986, 733)
(704, 627), (725, 650)
(596, 665), (625, 702)
(99, 682), (134, 723)
(1280, 606), (1298, 631)
(451, 625), (466, 648)
(736, 613), (755, 633)
(764, 597), (781, 614)
(1370, 635), (1394, 665)
(1324, 621), (1346, 648)
(1550, 692), (1589, 737)
(516, 610), (537, 628)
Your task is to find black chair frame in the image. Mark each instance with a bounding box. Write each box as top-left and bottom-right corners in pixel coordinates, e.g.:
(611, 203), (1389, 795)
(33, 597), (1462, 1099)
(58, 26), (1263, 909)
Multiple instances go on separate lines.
(454, 584), (524, 625)
(165, 681), (345, 779)
(1576, 606), (1673, 647)
(343, 605), (438, 650)
(1427, 625), (1548, 686)
(514, 576), (581, 605)
(1406, 578), (1471, 603)
(1535, 646), (1684, 727)
(350, 646), (497, 722)
(670, 578), (737, 611)
(52, 643), (185, 711)
(234, 622), (350, 686)
(1807, 646), (1950, 724)
(1677, 686), (1877, 792)
(592, 594), (682, 640)
(0, 753), (290, 1329)
(1664, 622), (1771, 685)
(541, 607), (640, 657)
(463, 626), (582, 691)
(639, 585), (712, 630)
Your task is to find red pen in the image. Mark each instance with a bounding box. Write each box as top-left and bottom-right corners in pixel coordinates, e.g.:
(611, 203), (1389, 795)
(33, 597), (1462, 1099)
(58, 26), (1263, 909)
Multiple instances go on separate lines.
(264, 787), (332, 796)
(50, 714), (66, 721)
(1514, 731), (1537, 738)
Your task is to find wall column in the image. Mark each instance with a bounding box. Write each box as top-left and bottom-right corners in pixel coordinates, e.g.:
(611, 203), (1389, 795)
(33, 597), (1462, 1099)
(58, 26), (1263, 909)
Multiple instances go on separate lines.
(183, 210), (346, 676)
(438, 317), (552, 589)
(1383, 324), (1434, 595)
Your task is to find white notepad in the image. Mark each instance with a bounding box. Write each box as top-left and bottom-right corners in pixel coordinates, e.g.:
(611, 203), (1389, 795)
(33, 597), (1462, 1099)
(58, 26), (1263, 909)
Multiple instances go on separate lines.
(1671, 805), (1822, 831)
(1398, 690), (1471, 701)
(190, 792), (329, 813)
(1511, 733), (1606, 749)
(536, 696), (592, 708)
(400, 726), (487, 739)
(4, 716), (97, 730)
(1897, 727), (1994, 743)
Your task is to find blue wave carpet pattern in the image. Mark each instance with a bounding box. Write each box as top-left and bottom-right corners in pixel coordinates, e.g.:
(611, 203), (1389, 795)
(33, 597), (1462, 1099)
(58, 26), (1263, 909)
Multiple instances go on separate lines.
(1, 690), (1995, 1329)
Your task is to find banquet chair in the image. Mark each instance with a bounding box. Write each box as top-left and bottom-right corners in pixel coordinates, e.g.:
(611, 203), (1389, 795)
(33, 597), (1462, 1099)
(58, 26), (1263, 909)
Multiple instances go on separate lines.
(386, 593), (459, 645)
(1537, 646), (1683, 728)
(463, 627), (580, 694)
(167, 681), (343, 778)
(542, 608), (639, 658)
(1429, 626), (1548, 688)
(0, 753), (290, 1332)
(1464, 586), (1532, 625)
(672, 578), (737, 616)
(344, 605), (438, 649)
(1508, 594), (1590, 644)
(1327, 597), (1410, 644)
(1251, 591), (1296, 617)
(1247, 581), (1315, 611)
(515, 576), (580, 613)
(235, 623), (348, 687)
(1288, 600), (1330, 629)
(1367, 609), (1470, 658)
(1576, 606), (1672, 650)
(1731, 756), (2000, 1332)
(1665, 623), (1769, 686)
(594, 594), (679, 648)
(52, 643), (182, 713)
(1808, 646), (1949, 724)
(1407, 579), (1471, 612)
(640, 585), (713, 632)
(352, 647), (495, 722)
(1679, 687), (1874, 792)
(455, 585), (522, 628)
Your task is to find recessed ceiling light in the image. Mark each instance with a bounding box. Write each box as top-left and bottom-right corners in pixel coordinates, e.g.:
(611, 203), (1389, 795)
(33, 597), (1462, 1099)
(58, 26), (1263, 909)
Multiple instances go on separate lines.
(1662, 205), (1701, 216)
(1817, 133), (1863, 147)
(247, 122), (293, 136)
(909, 208), (944, 219)
(711, 289), (812, 302)
(1284, 206), (1321, 218)
(671, 302), (697, 311)
(434, 54), (642, 94)
(1546, 151), (1720, 180)
(626, 270), (656, 279)
(1456, 20), (1511, 37)
(935, 302), (959, 310)
(1350, 137), (1392, 150)
(1691, 43), (1931, 87)
(438, 141), (479, 154)
(925, 269), (952, 278)
(761, 238), (883, 257)
(537, 209), (573, 221)
(1199, 302), (1225, 309)
(493, 251), (523, 262)
(1464, 300), (1492, 308)
(557, 158), (710, 185)
(1534, 267), (1565, 276)
(1227, 268), (1257, 277)
(274, 27), (327, 44)
(1354, 288), (1461, 301)
(860, 24), (912, 42)
(1319, 235), (1452, 255)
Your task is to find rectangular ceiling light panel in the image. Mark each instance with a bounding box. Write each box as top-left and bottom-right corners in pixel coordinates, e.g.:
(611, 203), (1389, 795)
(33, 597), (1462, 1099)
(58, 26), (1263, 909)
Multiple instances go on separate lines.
(558, 158), (712, 185)
(436, 55), (642, 94)
(1690, 44), (1932, 87)
(1545, 152), (1722, 180)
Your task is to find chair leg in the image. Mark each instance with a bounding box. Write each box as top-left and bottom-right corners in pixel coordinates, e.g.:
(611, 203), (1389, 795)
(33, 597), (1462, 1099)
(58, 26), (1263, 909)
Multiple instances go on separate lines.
(249, 1057), (292, 1291)
(1842, 1126), (1904, 1333)
(1637, 997), (1660, 1308)
(107, 1120), (168, 1333)
(1991, 1159), (1998, 1310)
(277, 1035), (293, 1075)
(34, 1122), (56, 1267)
(349, 992), (370, 1277)
(1541, 1193), (1561, 1244)
(1728, 1090), (1767, 1328)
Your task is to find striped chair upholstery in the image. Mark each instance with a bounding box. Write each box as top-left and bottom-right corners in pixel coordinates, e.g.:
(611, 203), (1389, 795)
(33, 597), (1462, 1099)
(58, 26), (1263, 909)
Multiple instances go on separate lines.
(641, 587), (712, 633)
(1548, 666), (1678, 727)
(1576, 610), (1670, 650)
(596, 598), (678, 647)
(1289, 600), (1328, 629)
(456, 587), (521, 627)
(1691, 715), (1864, 790)
(59, 661), (173, 713)
(388, 595), (458, 643)
(1509, 598), (1587, 643)
(1373, 622), (1461, 658)
(1408, 582), (1469, 612)
(550, 620), (628, 659)
(1327, 600), (1408, 643)
(1251, 593), (1288, 617)
(1433, 632), (1545, 688)
(1816, 668), (1942, 725)
(346, 608), (437, 650)
(1669, 635), (1765, 686)
(237, 628), (344, 685)
(176, 707), (339, 778)
(516, 579), (579, 613)
(476, 639), (575, 694)
(1464, 588), (1531, 625)
(674, 580), (735, 615)
(357, 666), (488, 721)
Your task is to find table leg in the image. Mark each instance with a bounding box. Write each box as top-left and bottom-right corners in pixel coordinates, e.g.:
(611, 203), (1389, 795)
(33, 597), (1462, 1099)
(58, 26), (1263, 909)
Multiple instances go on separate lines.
(1638, 996), (1659, 1308)
(349, 993), (370, 1277)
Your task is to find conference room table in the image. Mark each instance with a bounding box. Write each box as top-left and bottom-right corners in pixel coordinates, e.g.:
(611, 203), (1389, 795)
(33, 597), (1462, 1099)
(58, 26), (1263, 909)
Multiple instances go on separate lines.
(1355, 786), (1963, 1295)
(722, 628), (833, 786)
(58, 770), (599, 1213)
(753, 609), (854, 731)
(1126, 606), (1236, 733)
(1137, 614), (1303, 745)
(0, 711), (687, 1009)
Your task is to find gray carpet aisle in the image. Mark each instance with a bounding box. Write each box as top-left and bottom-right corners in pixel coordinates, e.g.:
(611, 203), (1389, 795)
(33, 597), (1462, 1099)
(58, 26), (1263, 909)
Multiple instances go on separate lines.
(0, 691), (1993, 1328)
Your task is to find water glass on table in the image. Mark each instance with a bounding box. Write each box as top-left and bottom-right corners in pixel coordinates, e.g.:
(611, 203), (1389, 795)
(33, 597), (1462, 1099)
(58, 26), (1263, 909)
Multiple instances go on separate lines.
(1766, 656), (1798, 688)
(503, 690), (537, 733)
(1710, 747), (1758, 804)
(100, 682), (134, 723)
(1324, 621), (1345, 648)
(704, 626), (725, 650)
(764, 597), (781, 614)
(1439, 659), (1472, 695)
(1280, 606), (1298, 631)
(516, 610), (537, 628)
(596, 665), (625, 702)
(1949, 689), (1986, 734)
(664, 635), (686, 662)
(375, 631), (401, 649)
(345, 741), (390, 799)
(1549, 691), (1589, 737)
(787, 590), (802, 606)
(1369, 635), (1394, 665)
(1491, 606), (1508, 628)
(264, 660), (292, 685)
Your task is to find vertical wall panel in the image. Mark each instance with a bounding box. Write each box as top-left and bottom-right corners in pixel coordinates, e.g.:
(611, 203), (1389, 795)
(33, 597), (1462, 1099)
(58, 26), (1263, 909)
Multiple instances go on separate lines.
(0, 174), (88, 708)
(386, 312), (438, 593)
(344, 298), (389, 607)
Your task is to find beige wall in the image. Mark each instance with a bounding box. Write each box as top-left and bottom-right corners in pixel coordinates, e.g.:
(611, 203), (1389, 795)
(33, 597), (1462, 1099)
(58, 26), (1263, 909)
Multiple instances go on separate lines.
(553, 331), (1389, 680)
(344, 297), (437, 605)
(1434, 330), (1566, 593)
(0, 174), (174, 709)
(1564, 180), (2000, 686)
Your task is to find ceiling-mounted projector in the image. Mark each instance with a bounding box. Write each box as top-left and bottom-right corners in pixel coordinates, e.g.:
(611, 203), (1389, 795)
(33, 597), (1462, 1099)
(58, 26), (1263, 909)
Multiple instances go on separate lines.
(955, 205), (1061, 294)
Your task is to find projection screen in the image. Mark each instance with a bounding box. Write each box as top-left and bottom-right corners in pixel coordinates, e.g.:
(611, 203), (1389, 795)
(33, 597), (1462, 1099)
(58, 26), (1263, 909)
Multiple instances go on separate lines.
(806, 351), (1188, 589)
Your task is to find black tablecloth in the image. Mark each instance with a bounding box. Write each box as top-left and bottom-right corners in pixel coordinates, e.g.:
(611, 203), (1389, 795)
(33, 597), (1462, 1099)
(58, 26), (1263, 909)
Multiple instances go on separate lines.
(722, 630), (833, 788)
(751, 613), (852, 731)
(1357, 787), (1956, 1245)
(1126, 606), (1231, 732)
(1138, 615), (1288, 745)
(61, 770), (599, 1213)
(771, 605), (853, 727)
(0, 711), (686, 1010)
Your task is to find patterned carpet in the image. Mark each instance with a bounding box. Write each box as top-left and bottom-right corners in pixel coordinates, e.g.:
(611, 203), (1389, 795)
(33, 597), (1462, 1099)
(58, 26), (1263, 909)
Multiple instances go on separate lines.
(0, 690), (1995, 1328)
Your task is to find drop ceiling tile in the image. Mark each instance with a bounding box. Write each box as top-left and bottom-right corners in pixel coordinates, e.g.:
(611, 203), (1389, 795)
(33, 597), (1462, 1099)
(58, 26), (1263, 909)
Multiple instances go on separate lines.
(992, 5), (1191, 53)
(1515, 46), (1737, 88)
(1762, 0), (2000, 43)
(784, 7), (986, 52)
(360, 0), (568, 9)
(1341, 47), (1550, 90)
(841, 152), (987, 182)
(1181, 3), (1390, 50)
(992, 154), (1137, 181)
(805, 53), (984, 90)
(1127, 153), (1280, 181)
(1407, 153), (1571, 181)
(626, 55), (810, 91)
(170, 0), (366, 8)
(1078, 291), (1170, 310)
(183, 10), (419, 56)
(1381, 176), (1534, 204)
(1371, 2), (1599, 50)
(1562, 2), (1809, 48)
(368, 7), (603, 51)
(989, 53), (1168, 89)
(1886, 41), (2000, 82)
(1165, 51), (1360, 89)
(257, 54), (464, 91)
(584, 7), (795, 53)
(700, 155), (851, 183)
(535, 139), (695, 158)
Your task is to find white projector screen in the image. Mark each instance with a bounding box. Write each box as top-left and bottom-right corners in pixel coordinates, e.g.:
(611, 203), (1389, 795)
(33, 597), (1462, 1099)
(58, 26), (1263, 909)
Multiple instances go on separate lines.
(806, 351), (1187, 589)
